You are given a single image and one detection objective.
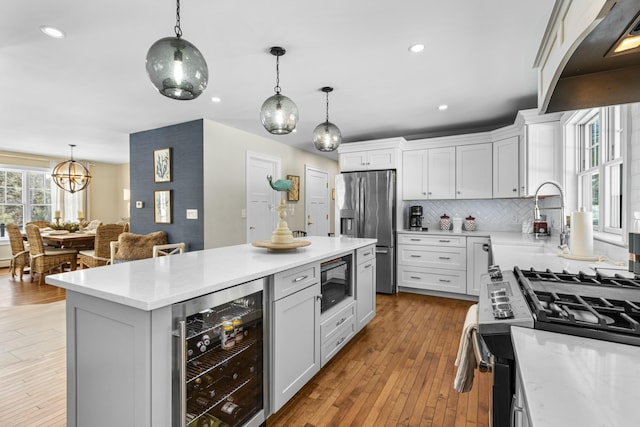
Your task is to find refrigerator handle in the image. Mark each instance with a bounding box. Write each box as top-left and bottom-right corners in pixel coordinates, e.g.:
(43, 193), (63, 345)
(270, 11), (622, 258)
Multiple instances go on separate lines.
(178, 320), (187, 427)
(359, 177), (366, 236)
(376, 248), (389, 254)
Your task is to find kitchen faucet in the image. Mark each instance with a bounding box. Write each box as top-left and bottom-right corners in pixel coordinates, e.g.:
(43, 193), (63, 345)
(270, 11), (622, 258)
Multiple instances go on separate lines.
(533, 180), (569, 248)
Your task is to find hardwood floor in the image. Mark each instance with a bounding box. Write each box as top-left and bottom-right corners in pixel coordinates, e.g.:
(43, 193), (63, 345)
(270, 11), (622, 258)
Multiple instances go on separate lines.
(267, 293), (491, 427)
(0, 267), (491, 426)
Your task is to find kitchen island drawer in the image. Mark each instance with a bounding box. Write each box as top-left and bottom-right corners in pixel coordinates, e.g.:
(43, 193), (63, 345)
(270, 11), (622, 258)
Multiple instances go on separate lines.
(320, 314), (356, 366)
(272, 262), (320, 301)
(320, 301), (356, 342)
(398, 245), (466, 270)
(356, 244), (375, 265)
(398, 265), (466, 294)
(398, 233), (466, 247)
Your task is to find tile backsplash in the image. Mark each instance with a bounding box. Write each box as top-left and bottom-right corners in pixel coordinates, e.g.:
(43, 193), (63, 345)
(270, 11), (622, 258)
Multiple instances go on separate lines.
(402, 198), (535, 232)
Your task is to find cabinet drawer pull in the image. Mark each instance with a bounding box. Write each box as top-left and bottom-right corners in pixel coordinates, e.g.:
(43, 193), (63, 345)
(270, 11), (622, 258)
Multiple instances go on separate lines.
(363, 251), (372, 256)
(336, 336), (346, 347)
(293, 275), (308, 283)
(439, 279), (451, 283)
(364, 264), (372, 269)
(438, 256), (451, 260)
(410, 238), (422, 241)
(336, 317), (347, 327)
(410, 276), (422, 280)
(410, 254), (422, 258)
(438, 239), (451, 243)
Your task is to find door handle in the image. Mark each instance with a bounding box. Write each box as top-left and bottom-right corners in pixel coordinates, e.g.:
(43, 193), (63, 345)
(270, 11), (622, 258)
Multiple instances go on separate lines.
(308, 222), (314, 225)
(249, 226), (255, 230)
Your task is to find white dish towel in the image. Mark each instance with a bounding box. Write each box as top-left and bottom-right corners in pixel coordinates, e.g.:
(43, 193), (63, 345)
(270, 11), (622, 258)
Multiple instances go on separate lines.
(454, 304), (478, 393)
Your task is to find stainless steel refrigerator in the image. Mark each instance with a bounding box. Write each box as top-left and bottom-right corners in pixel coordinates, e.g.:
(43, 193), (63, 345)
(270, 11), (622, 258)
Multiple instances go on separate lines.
(335, 170), (396, 294)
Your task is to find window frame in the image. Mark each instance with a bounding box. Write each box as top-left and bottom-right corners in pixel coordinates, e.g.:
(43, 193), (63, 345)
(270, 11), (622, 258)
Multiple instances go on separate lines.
(574, 106), (626, 239)
(0, 164), (54, 230)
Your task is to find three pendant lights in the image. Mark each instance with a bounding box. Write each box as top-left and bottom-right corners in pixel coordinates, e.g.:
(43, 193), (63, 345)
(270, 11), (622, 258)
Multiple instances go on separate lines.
(144, 0), (341, 151)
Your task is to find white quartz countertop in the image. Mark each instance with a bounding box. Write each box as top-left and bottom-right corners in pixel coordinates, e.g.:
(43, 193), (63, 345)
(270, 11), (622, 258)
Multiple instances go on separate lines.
(46, 236), (376, 311)
(511, 326), (640, 427)
(489, 231), (630, 276)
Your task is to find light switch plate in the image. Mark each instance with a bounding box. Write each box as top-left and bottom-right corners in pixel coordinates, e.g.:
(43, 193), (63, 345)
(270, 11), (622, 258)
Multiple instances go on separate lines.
(186, 209), (198, 219)
(136, 201), (144, 208)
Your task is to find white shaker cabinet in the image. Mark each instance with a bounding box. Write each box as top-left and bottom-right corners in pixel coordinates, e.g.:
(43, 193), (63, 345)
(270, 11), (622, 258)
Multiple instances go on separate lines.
(456, 143), (492, 199)
(519, 116), (563, 196)
(402, 147), (455, 200)
(271, 264), (321, 412)
(340, 148), (397, 171)
(466, 237), (491, 296)
(493, 136), (520, 198)
(355, 244), (376, 331)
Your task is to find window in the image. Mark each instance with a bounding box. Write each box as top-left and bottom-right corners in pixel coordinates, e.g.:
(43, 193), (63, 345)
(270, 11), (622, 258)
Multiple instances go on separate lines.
(0, 166), (53, 228)
(576, 106), (624, 235)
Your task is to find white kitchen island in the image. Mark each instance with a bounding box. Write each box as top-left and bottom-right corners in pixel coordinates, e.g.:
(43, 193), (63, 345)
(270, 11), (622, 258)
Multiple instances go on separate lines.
(46, 236), (377, 427)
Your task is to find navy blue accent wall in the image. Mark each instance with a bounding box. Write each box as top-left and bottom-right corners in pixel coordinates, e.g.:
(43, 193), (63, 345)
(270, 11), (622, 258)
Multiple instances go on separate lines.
(129, 119), (204, 251)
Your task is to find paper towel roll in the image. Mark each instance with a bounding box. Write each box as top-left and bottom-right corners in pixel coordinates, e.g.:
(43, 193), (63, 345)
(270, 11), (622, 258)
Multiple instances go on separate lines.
(570, 209), (593, 256)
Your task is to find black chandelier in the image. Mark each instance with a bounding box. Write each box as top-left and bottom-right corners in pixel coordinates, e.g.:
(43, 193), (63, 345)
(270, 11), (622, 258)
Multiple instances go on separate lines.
(312, 87), (342, 152)
(51, 144), (92, 193)
(145, 0), (208, 100)
(260, 47), (299, 134)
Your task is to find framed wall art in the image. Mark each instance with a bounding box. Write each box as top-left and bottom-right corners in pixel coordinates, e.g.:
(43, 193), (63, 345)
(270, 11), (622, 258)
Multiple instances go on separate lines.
(154, 148), (172, 183)
(287, 175), (300, 201)
(154, 190), (172, 224)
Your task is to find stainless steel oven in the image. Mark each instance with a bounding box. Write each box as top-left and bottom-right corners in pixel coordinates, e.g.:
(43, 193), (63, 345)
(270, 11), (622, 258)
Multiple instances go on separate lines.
(477, 265), (640, 427)
(320, 254), (353, 315)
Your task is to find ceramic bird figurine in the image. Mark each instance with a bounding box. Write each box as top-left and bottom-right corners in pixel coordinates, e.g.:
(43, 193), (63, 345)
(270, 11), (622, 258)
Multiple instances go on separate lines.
(267, 175), (293, 191)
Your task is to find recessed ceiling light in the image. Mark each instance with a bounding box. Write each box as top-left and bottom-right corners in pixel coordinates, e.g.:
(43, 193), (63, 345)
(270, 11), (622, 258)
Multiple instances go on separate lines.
(408, 43), (425, 53)
(40, 26), (65, 39)
(211, 96), (221, 103)
(438, 104), (448, 111)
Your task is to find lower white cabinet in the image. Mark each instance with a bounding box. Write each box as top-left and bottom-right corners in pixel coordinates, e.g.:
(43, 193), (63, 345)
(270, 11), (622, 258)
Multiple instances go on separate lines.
(320, 301), (356, 366)
(271, 279), (321, 412)
(466, 237), (491, 296)
(356, 244), (376, 331)
(399, 265), (466, 293)
(514, 367), (532, 427)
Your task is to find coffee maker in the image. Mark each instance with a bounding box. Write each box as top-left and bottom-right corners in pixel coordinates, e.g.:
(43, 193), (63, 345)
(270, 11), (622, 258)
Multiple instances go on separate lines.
(409, 205), (424, 231)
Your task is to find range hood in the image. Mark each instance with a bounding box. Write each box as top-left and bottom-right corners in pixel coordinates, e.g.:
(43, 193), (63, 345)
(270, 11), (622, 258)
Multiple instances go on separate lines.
(536, 0), (640, 113)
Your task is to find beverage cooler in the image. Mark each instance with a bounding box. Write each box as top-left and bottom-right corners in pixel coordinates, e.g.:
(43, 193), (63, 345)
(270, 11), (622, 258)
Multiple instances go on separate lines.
(172, 278), (266, 427)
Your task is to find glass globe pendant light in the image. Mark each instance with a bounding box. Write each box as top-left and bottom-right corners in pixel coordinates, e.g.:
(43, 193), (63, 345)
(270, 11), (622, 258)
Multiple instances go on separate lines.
(313, 87), (342, 152)
(260, 47), (298, 134)
(51, 144), (92, 193)
(145, 0), (208, 100)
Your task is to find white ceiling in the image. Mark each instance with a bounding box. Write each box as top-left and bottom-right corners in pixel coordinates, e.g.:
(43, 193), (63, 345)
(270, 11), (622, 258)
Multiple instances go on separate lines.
(1, 0), (555, 164)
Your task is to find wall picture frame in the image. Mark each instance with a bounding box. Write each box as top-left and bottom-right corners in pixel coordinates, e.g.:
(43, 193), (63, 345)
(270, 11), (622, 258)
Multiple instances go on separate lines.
(287, 175), (300, 201)
(154, 148), (172, 183)
(154, 190), (172, 224)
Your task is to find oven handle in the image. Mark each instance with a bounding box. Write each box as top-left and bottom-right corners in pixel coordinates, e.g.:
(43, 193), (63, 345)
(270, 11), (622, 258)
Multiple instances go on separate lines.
(471, 329), (492, 373)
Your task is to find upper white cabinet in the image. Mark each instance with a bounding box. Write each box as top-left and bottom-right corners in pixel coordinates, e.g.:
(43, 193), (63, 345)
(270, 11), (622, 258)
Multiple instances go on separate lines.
(402, 147), (455, 200)
(518, 111), (563, 196)
(340, 148), (397, 171)
(337, 137), (405, 172)
(493, 136), (520, 198)
(456, 143), (492, 199)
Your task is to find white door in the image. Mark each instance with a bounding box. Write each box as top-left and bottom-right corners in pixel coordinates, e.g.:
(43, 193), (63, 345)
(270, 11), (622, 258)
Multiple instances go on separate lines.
(246, 152), (280, 243)
(305, 166), (329, 236)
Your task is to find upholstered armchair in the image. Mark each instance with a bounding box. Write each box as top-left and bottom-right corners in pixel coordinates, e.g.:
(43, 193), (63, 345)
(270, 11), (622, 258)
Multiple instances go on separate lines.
(109, 231), (168, 264)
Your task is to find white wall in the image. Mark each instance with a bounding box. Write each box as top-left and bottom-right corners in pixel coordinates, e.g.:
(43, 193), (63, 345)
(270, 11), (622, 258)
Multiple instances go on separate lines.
(202, 120), (339, 249)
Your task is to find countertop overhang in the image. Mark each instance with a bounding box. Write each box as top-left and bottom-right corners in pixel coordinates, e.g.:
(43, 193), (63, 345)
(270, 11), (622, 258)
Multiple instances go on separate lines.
(46, 236), (377, 311)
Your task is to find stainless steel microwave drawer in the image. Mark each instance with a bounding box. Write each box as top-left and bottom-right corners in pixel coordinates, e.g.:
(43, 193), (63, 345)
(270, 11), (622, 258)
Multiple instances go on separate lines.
(398, 233), (466, 247)
(272, 262), (320, 301)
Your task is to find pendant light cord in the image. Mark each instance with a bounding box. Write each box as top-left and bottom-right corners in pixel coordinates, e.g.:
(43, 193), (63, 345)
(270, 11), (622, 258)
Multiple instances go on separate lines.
(174, 0), (182, 38)
(274, 55), (281, 94)
(325, 91), (330, 122)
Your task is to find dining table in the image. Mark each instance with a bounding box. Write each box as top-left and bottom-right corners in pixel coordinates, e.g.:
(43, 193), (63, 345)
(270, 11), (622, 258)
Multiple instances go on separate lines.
(40, 231), (96, 249)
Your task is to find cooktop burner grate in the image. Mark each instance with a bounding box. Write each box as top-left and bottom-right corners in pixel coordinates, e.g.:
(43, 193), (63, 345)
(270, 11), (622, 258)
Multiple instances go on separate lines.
(519, 267), (640, 289)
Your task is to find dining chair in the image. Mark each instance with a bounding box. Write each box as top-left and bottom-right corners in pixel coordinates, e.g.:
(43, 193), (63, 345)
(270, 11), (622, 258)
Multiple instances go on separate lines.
(7, 223), (30, 280)
(78, 224), (126, 268)
(25, 224), (78, 285)
(26, 221), (51, 228)
(152, 242), (186, 257)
